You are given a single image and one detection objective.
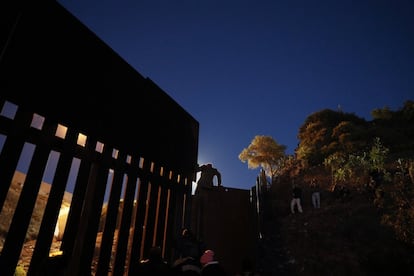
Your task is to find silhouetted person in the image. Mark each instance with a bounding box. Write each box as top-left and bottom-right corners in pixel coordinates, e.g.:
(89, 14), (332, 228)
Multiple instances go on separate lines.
(290, 185), (303, 214)
(310, 178), (321, 209)
(172, 256), (201, 275)
(175, 228), (204, 261)
(195, 163), (222, 195)
(336, 184), (350, 202)
(131, 246), (171, 276)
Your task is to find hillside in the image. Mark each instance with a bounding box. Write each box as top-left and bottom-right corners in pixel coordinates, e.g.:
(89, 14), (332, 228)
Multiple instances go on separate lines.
(257, 186), (414, 275)
(4, 171), (414, 275)
(2, 171), (125, 274)
(0, 171), (72, 244)
(0, 171), (73, 272)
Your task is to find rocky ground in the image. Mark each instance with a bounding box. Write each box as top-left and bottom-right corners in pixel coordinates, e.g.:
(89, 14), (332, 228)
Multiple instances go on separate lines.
(255, 189), (414, 276)
(15, 186), (414, 276)
(18, 230), (120, 275)
(18, 238), (63, 272)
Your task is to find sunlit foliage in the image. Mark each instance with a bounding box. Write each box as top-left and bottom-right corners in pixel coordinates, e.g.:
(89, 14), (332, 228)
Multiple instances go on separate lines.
(323, 152), (346, 190)
(377, 159), (414, 245)
(239, 135), (286, 185)
(369, 137), (389, 173)
(245, 100), (414, 246)
(296, 109), (368, 167)
(370, 100), (414, 159)
(371, 106), (393, 120)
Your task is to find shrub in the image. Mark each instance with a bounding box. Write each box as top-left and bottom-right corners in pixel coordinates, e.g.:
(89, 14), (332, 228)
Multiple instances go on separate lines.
(14, 265), (26, 276)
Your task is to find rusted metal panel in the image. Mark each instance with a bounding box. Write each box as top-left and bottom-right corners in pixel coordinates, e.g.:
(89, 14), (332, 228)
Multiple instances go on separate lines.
(0, 1), (198, 275)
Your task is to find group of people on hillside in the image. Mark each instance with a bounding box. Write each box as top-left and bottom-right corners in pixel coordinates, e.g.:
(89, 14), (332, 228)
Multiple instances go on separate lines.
(290, 178), (321, 214)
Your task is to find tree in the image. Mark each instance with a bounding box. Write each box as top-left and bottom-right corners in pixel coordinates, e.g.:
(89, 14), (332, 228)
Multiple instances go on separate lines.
(296, 109), (368, 167)
(239, 135), (287, 185)
(369, 137), (389, 173)
(324, 152), (346, 191)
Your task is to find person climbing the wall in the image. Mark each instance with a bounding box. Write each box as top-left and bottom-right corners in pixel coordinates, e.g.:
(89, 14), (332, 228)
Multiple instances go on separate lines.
(194, 163), (222, 195)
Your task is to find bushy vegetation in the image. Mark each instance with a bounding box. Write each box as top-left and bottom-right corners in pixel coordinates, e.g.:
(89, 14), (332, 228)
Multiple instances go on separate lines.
(295, 100), (414, 167)
(245, 100), (414, 274)
(14, 265), (27, 276)
(291, 100), (414, 247)
(245, 100), (414, 246)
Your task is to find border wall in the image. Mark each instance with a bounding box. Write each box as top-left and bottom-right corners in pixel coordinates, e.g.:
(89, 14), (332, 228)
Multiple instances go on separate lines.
(191, 187), (259, 275)
(0, 1), (198, 275)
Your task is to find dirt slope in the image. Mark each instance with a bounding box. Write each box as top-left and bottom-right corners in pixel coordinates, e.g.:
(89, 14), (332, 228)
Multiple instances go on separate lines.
(257, 189), (414, 276)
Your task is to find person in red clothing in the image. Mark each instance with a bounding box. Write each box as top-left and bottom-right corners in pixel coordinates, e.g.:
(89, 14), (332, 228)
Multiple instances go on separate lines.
(199, 249), (227, 276)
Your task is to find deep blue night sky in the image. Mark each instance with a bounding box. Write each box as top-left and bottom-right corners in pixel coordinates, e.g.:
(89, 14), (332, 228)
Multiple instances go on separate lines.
(56, 0), (414, 190)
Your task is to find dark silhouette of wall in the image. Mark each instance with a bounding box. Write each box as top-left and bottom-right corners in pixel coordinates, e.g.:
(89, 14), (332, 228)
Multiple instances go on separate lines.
(0, 1), (198, 275)
(191, 187), (259, 275)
